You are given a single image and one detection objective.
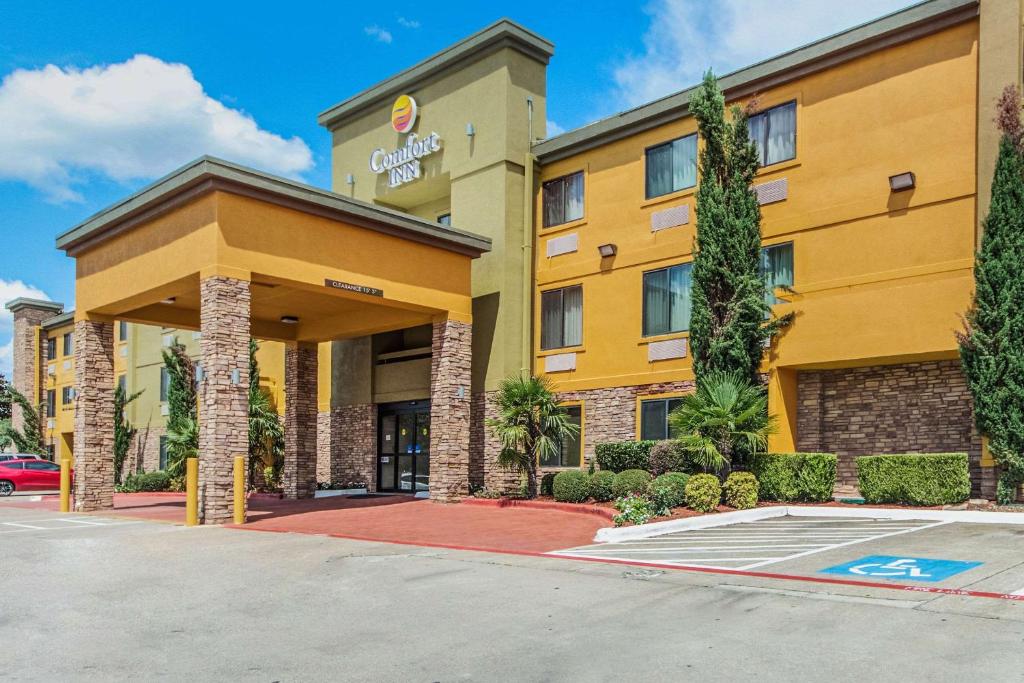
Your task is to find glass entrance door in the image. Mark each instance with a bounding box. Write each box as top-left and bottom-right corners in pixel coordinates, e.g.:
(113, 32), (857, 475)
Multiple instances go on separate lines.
(377, 401), (430, 493)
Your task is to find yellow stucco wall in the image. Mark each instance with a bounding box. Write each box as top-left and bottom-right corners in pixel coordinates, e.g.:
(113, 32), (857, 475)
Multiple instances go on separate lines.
(534, 20), (979, 450)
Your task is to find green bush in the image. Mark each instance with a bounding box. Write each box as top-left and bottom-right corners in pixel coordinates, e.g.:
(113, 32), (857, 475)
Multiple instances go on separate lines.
(612, 469), (654, 498)
(857, 453), (970, 506)
(685, 474), (722, 512)
(724, 472), (759, 509)
(595, 441), (656, 473)
(751, 453), (837, 502)
(612, 494), (656, 527)
(648, 472), (690, 513)
(589, 470), (617, 502)
(118, 470), (172, 493)
(540, 472), (557, 497)
(649, 440), (689, 475)
(552, 470), (591, 503)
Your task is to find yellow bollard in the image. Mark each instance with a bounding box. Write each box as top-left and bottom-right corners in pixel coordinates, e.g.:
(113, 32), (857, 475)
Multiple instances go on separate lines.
(233, 455), (245, 525)
(59, 459), (71, 513)
(185, 457), (199, 526)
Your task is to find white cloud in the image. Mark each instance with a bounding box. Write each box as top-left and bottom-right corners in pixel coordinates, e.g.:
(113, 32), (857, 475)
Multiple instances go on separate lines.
(613, 0), (914, 108)
(0, 279), (51, 377)
(397, 17), (420, 29)
(0, 55), (314, 202)
(546, 119), (565, 138)
(364, 25), (394, 44)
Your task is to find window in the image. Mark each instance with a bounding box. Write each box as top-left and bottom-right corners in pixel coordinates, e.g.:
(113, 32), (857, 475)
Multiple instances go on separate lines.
(540, 285), (582, 350)
(643, 263), (693, 336)
(118, 375), (127, 393)
(46, 338), (57, 361)
(26, 461), (59, 471)
(45, 390), (56, 418)
(61, 386), (73, 405)
(437, 213), (451, 226)
(541, 405), (582, 468)
(640, 397), (684, 441)
(62, 332), (73, 357)
(159, 367), (170, 402)
(0, 462), (23, 470)
(646, 134), (697, 199)
(761, 242), (794, 306)
(542, 171), (584, 227)
(47, 445), (56, 462)
(158, 436), (168, 471)
(118, 321), (128, 341)
(748, 101), (796, 167)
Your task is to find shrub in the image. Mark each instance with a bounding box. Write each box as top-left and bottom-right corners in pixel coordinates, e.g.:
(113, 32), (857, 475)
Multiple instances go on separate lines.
(589, 470), (617, 502)
(751, 453), (837, 502)
(613, 494), (656, 527)
(647, 472), (690, 513)
(118, 470), (171, 493)
(540, 472), (558, 497)
(649, 440), (689, 476)
(724, 472), (759, 509)
(613, 469), (653, 498)
(685, 474), (722, 512)
(857, 453), (970, 506)
(595, 441), (656, 473)
(552, 470), (591, 503)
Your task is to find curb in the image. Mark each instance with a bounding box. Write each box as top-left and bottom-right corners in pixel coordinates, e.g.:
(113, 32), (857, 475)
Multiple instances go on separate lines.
(594, 505), (1024, 542)
(460, 497), (616, 521)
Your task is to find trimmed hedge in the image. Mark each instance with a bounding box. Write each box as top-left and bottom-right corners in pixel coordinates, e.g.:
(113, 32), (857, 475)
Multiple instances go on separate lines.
(648, 472), (689, 512)
(595, 440), (656, 473)
(552, 470), (591, 503)
(590, 470), (617, 502)
(857, 453), (970, 506)
(751, 453), (836, 503)
(119, 470), (171, 493)
(649, 440), (689, 476)
(685, 474), (722, 513)
(613, 469), (654, 498)
(540, 472), (557, 497)
(724, 472), (759, 510)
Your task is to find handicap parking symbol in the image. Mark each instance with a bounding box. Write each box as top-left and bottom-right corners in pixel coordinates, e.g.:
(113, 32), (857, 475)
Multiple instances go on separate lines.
(820, 555), (982, 583)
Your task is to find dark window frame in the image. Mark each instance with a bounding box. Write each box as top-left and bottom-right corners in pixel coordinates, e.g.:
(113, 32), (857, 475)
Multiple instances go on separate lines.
(46, 338), (57, 361)
(542, 404), (583, 469)
(62, 332), (73, 357)
(639, 397), (684, 441)
(45, 390), (56, 418)
(61, 386), (73, 405)
(748, 100), (797, 167)
(542, 171), (585, 228)
(540, 284), (583, 351)
(642, 262), (693, 337)
(644, 133), (698, 199)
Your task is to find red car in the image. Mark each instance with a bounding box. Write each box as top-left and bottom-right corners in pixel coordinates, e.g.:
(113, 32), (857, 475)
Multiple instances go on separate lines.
(0, 459), (71, 496)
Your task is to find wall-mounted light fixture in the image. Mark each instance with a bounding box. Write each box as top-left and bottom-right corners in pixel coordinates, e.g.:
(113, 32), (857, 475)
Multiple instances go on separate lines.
(345, 173), (355, 186)
(159, 297), (176, 305)
(195, 366), (205, 383)
(230, 369), (240, 385)
(280, 315), (299, 324)
(597, 243), (617, 258)
(888, 171), (915, 192)
(466, 123), (475, 137)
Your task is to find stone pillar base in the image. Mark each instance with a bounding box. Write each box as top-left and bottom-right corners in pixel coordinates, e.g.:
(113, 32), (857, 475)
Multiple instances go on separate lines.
(429, 318), (471, 502)
(73, 319), (115, 512)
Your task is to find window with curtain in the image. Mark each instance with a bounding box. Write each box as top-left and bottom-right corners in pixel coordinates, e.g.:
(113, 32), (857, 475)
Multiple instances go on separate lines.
(540, 285), (583, 350)
(643, 263), (693, 336)
(541, 405), (582, 467)
(118, 321), (128, 341)
(159, 436), (168, 470)
(645, 134), (697, 199)
(46, 338), (56, 361)
(542, 172), (584, 227)
(640, 397), (684, 441)
(748, 101), (796, 167)
(46, 390), (56, 418)
(761, 242), (795, 306)
(62, 332), (73, 356)
(61, 386), (73, 405)
(159, 367), (170, 402)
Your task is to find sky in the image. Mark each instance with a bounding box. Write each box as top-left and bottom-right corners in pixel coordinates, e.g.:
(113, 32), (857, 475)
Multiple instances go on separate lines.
(0, 0), (915, 376)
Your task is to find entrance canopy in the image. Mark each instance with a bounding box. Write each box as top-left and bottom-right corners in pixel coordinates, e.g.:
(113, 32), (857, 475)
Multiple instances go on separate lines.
(57, 157), (490, 340)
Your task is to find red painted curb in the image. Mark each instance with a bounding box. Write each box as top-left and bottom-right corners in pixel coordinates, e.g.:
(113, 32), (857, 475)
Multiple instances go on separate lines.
(459, 497), (616, 521)
(115, 492), (184, 498)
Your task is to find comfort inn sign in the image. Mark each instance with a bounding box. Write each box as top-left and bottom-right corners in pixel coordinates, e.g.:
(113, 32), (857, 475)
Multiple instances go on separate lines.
(369, 95), (443, 188)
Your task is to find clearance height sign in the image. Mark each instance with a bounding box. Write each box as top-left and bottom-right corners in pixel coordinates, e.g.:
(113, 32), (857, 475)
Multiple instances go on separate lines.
(369, 95), (443, 188)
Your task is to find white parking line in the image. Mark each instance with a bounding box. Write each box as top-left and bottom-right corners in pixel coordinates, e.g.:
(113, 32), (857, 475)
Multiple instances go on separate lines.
(2, 522), (46, 530)
(0, 516), (140, 534)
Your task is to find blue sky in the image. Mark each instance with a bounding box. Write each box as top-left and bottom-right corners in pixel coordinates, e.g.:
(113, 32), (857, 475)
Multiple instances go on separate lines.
(0, 0), (912, 374)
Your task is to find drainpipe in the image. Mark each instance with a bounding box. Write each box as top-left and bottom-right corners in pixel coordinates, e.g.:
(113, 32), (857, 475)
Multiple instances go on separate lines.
(522, 97), (536, 378)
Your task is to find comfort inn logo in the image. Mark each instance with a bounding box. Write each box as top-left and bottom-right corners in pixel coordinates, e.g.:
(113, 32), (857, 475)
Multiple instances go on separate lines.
(369, 94), (443, 188)
(391, 94), (417, 133)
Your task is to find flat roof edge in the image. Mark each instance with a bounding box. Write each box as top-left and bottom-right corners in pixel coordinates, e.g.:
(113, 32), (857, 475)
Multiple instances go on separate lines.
(317, 18), (554, 131)
(56, 157), (492, 258)
(42, 311), (75, 330)
(5, 297), (64, 314)
(534, 0), (978, 162)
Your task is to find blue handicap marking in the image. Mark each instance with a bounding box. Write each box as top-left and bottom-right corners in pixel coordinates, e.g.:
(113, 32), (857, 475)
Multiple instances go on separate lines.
(820, 555), (983, 583)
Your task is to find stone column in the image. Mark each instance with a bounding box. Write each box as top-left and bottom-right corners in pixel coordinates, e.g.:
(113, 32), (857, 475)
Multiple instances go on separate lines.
(429, 317), (472, 502)
(6, 299), (62, 434)
(283, 342), (318, 499)
(73, 319), (115, 511)
(198, 276), (250, 524)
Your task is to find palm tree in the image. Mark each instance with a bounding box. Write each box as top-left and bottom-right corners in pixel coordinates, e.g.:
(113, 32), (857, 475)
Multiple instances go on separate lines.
(164, 415), (198, 479)
(486, 374), (580, 498)
(248, 340), (284, 489)
(669, 371), (775, 476)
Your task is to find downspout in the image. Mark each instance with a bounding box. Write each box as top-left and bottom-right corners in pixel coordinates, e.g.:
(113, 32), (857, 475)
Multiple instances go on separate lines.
(522, 97), (536, 377)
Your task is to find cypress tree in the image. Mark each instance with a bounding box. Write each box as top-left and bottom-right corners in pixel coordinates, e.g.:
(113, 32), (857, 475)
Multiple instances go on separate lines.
(161, 340), (197, 476)
(958, 85), (1024, 504)
(0, 385), (45, 455)
(689, 72), (791, 387)
(113, 383), (143, 484)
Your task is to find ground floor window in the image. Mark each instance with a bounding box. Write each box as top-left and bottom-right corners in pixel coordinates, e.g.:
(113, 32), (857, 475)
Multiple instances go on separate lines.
(158, 436), (168, 470)
(639, 397), (683, 441)
(541, 404), (582, 468)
